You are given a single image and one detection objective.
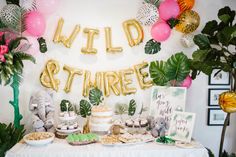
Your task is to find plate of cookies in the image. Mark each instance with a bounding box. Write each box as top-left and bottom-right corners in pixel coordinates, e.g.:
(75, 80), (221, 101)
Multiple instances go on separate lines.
(24, 132), (55, 146)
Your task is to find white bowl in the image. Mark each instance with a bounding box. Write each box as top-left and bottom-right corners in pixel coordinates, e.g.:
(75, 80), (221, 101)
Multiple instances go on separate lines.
(24, 132), (55, 146)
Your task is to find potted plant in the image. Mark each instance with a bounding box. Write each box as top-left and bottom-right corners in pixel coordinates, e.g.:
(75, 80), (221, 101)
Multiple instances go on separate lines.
(189, 6), (236, 157)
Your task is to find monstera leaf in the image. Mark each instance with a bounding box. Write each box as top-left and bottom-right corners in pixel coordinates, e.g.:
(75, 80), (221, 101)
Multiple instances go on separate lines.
(145, 39), (161, 54)
(89, 88), (103, 106)
(128, 99), (136, 116)
(79, 100), (91, 118)
(165, 52), (190, 82)
(149, 60), (168, 85)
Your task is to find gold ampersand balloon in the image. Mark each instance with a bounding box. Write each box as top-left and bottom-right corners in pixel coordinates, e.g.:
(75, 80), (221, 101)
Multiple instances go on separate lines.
(82, 71), (104, 97)
(53, 18), (80, 48)
(119, 69), (137, 95)
(104, 27), (123, 53)
(81, 28), (99, 54)
(104, 71), (120, 97)
(219, 91), (236, 113)
(40, 60), (60, 91)
(63, 65), (83, 93)
(123, 19), (144, 47)
(175, 10), (200, 34)
(134, 62), (153, 89)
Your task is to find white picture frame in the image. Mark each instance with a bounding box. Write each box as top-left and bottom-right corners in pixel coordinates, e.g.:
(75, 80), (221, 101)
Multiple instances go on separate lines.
(168, 111), (196, 143)
(208, 108), (229, 126)
(208, 88), (230, 106)
(209, 69), (230, 85)
(149, 86), (187, 127)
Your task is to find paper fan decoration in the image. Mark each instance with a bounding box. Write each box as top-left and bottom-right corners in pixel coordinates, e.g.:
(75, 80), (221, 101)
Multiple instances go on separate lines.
(136, 3), (159, 26)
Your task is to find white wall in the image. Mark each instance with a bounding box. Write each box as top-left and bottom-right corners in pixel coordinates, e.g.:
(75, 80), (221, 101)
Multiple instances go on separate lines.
(0, 0), (235, 156)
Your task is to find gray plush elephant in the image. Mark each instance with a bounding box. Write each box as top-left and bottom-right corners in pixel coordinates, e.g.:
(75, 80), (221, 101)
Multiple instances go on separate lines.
(147, 116), (168, 138)
(29, 90), (55, 132)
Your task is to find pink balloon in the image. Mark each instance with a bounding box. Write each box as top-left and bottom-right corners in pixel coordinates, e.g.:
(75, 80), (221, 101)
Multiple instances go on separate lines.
(36, 0), (59, 15)
(181, 75), (192, 88)
(151, 22), (171, 42)
(26, 36), (40, 56)
(25, 11), (46, 37)
(159, 0), (180, 21)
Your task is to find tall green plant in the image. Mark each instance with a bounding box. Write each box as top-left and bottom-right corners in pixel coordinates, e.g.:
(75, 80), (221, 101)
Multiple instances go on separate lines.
(0, 123), (25, 157)
(189, 6), (236, 157)
(0, 35), (35, 128)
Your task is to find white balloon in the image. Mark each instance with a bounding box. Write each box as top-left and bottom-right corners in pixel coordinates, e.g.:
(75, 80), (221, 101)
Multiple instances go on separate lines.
(180, 34), (195, 48)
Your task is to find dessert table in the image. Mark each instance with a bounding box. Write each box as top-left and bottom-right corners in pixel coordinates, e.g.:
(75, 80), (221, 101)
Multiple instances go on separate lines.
(6, 138), (209, 157)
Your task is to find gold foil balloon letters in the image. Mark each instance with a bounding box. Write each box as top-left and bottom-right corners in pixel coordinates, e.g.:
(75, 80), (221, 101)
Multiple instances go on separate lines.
(81, 28), (99, 54)
(104, 71), (121, 97)
(134, 62), (153, 89)
(119, 69), (137, 95)
(53, 18), (80, 48)
(123, 19), (144, 47)
(82, 71), (104, 97)
(63, 65), (83, 93)
(104, 27), (123, 53)
(40, 60), (60, 91)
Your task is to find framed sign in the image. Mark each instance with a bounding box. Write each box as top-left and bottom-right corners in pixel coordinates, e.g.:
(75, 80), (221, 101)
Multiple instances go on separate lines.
(208, 88), (229, 106)
(168, 111), (196, 143)
(150, 86), (187, 127)
(208, 108), (229, 126)
(208, 69), (230, 85)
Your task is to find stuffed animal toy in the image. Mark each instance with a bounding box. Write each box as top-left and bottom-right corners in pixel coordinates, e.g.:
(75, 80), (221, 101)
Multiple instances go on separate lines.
(147, 116), (168, 138)
(29, 90), (55, 132)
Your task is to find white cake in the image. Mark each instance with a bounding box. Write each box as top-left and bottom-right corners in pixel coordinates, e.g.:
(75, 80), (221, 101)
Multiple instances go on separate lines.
(90, 105), (113, 133)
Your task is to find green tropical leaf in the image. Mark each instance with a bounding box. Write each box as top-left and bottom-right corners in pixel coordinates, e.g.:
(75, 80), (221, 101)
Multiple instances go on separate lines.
(0, 123), (25, 157)
(167, 18), (179, 29)
(217, 26), (236, 46)
(13, 52), (35, 64)
(218, 6), (235, 25)
(60, 100), (73, 112)
(149, 60), (169, 85)
(201, 20), (218, 36)
(8, 37), (27, 51)
(193, 34), (211, 49)
(145, 39), (161, 54)
(144, 0), (160, 6)
(89, 88), (103, 106)
(37, 37), (47, 53)
(128, 99), (136, 116)
(165, 52), (190, 82)
(0, 20), (6, 29)
(192, 50), (209, 62)
(79, 99), (91, 118)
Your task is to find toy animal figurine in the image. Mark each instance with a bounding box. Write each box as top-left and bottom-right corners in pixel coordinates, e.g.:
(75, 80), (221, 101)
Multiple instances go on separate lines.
(29, 90), (55, 132)
(147, 116), (168, 138)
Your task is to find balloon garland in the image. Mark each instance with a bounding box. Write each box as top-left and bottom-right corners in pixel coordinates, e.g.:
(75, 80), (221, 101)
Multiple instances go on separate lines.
(141, 0), (200, 54)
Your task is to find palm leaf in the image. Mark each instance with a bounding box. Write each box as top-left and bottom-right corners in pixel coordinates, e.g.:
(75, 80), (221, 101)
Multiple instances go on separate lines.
(145, 39), (161, 54)
(8, 37), (27, 51)
(149, 60), (169, 85)
(79, 100), (91, 118)
(13, 52), (36, 63)
(128, 99), (136, 116)
(89, 88), (103, 106)
(165, 52), (190, 82)
(20, 0), (37, 11)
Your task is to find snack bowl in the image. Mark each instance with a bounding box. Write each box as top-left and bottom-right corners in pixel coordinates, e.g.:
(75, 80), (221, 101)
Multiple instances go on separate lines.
(24, 132), (55, 146)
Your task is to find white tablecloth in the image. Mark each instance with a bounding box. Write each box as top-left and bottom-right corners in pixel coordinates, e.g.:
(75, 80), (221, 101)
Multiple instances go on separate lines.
(6, 139), (209, 157)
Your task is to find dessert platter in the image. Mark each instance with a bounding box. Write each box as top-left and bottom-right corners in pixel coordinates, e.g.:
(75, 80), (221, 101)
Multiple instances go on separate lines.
(101, 133), (154, 146)
(66, 133), (99, 146)
(24, 132), (55, 146)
